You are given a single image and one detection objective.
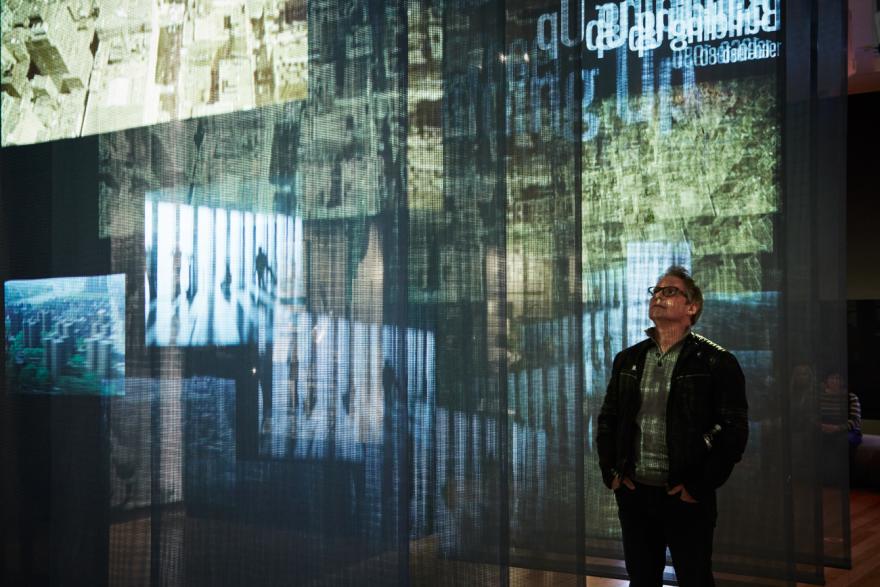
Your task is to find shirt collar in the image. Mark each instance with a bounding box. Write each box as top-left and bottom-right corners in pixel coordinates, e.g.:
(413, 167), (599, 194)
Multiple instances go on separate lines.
(645, 327), (691, 353)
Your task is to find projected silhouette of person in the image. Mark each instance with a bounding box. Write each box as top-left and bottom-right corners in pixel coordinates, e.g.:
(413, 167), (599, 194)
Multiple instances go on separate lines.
(255, 304), (275, 436)
(255, 247), (269, 291)
(288, 343), (299, 412)
(171, 246), (182, 300)
(597, 266), (749, 587)
(146, 244), (158, 305)
(381, 358), (399, 543)
(382, 359), (398, 407)
(221, 261), (232, 301)
(185, 253), (197, 303)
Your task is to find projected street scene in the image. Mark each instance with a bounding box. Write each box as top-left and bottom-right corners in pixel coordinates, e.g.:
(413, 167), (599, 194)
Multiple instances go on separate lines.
(4, 274), (125, 395)
(178, 311), (501, 553)
(1, 0), (307, 146)
(254, 314), (405, 460)
(145, 196), (301, 346)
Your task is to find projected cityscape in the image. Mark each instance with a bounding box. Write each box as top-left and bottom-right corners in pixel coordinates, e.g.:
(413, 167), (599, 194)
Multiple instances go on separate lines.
(1, 0), (307, 145)
(4, 274), (125, 395)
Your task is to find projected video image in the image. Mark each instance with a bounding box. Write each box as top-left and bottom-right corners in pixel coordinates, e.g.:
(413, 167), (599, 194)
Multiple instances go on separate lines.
(4, 274), (125, 395)
(1, 0), (306, 146)
(145, 196), (301, 346)
(0, 0), (852, 582)
(254, 317), (428, 456)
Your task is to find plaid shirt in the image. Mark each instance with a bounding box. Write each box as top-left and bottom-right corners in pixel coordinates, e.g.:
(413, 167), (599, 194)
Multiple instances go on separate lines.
(633, 332), (686, 486)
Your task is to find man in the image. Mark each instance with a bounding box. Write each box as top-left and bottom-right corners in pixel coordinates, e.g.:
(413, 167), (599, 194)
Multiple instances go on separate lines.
(597, 266), (748, 586)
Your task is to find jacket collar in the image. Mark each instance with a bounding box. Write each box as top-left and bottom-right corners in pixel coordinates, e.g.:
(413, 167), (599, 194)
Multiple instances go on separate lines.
(631, 331), (702, 376)
(674, 331), (702, 367)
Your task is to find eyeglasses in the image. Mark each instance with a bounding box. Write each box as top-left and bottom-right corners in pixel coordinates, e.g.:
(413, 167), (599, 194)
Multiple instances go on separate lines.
(647, 286), (688, 299)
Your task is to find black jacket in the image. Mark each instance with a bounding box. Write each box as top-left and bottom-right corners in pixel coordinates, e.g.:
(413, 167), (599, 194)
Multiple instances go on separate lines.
(596, 332), (748, 502)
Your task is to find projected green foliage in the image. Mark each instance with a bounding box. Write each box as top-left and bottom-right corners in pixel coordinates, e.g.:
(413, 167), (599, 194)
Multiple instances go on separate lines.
(582, 77), (779, 295)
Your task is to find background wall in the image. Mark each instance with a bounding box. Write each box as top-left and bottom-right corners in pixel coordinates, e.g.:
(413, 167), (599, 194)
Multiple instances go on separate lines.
(847, 92), (880, 300)
(846, 91), (880, 422)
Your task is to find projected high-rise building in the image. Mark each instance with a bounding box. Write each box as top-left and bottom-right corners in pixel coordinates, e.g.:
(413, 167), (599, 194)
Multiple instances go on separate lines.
(4, 274), (126, 395)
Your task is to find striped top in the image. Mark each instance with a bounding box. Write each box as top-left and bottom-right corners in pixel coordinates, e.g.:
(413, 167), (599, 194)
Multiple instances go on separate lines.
(820, 387), (862, 433)
(848, 392), (862, 433)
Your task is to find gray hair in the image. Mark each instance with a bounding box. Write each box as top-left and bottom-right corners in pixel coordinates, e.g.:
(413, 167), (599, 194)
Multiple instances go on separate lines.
(661, 265), (703, 325)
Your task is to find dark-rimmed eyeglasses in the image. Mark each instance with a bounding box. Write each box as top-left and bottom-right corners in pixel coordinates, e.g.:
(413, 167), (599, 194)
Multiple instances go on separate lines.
(647, 286), (688, 299)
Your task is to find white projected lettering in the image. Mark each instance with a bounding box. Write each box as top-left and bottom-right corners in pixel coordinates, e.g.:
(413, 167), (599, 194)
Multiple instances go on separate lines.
(499, 0), (783, 141)
(674, 36), (781, 68)
(538, 0), (780, 59)
(502, 43), (697, 142)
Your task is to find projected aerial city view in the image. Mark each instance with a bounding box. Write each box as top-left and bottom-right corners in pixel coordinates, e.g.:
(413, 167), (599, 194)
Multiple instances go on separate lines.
(4, 274), (125, 395)
(1, 0), (307, 145)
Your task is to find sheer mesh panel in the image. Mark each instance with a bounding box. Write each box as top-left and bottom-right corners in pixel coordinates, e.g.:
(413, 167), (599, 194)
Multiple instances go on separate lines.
(1, 1), (848, 585)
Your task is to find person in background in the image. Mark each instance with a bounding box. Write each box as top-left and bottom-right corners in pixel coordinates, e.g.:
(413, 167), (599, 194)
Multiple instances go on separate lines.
(820, 373), (862, 476)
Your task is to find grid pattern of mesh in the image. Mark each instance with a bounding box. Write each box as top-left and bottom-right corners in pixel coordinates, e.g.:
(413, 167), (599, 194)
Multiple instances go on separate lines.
(1, 0), (848, 585)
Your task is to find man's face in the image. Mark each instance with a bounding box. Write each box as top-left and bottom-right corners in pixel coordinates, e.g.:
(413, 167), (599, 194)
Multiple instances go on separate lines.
(648, 275), (699, 328)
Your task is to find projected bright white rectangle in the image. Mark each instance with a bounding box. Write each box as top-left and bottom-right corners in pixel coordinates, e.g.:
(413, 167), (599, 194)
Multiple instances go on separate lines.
(144, 198), (300, 347)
